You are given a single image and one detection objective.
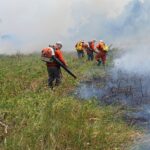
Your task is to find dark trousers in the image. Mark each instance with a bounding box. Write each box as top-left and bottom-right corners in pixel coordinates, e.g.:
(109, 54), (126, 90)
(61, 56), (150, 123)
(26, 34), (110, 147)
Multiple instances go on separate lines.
(87, 53), (94, 61)
(47, 66), (61, 88)
(77, 50), (84, 58)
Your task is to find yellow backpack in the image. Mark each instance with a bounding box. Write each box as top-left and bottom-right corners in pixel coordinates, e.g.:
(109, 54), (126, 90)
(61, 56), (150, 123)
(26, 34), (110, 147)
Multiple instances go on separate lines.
(103, 44), (109, 52)
(76, 42), (83, 51)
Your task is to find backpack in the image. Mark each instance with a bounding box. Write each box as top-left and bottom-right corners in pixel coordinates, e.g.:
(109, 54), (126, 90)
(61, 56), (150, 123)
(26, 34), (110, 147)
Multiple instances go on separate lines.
(41, 47), (55, 62)
(41, 47), (54, 58)
(103, 45), (109, 52)
(99, 42), (109, 52)
(75, 42), (83, 51)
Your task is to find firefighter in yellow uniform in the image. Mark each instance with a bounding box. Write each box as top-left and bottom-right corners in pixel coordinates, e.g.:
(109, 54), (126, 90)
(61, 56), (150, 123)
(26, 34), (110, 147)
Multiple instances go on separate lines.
(75, 41), (84, 59)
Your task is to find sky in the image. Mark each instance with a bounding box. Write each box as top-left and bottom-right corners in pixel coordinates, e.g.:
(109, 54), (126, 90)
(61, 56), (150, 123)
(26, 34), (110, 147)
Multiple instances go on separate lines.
(0, 0), (149, 54)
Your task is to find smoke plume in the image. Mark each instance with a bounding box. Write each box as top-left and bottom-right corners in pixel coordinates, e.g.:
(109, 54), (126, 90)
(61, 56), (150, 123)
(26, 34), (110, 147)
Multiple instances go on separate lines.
(112, 0), (150, 75)
(0, 0), (131, 54)
(0, 0), (149, 66)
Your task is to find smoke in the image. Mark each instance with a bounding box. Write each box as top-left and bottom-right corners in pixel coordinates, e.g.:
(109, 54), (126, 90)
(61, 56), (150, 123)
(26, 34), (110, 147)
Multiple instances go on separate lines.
(70, 0), (150, 77)
(0, 0), (149, 64)
(0, 0), (74, 54)
(114, 47), (150, 75)
(69, 0), (132, 42)
(112, 0), (150, 75)
(0, 0), (132, 54)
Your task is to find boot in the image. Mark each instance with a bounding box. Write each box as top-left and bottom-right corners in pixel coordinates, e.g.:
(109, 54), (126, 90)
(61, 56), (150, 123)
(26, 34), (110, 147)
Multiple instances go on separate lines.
(97, 60), (102, 66)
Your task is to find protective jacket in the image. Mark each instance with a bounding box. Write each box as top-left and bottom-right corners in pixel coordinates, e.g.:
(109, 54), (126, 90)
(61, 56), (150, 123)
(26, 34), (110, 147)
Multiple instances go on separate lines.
(96, 42), (108, 64)
(42, 47), (66, 67)
(75, 41), (83, 51)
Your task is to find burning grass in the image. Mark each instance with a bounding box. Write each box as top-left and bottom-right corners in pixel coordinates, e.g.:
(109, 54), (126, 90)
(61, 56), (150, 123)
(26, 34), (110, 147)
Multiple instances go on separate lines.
(0, 53), (138, 149)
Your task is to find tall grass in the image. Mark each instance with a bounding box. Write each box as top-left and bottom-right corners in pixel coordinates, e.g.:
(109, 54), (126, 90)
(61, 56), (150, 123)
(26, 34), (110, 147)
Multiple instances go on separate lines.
(0, 53), (138, 150)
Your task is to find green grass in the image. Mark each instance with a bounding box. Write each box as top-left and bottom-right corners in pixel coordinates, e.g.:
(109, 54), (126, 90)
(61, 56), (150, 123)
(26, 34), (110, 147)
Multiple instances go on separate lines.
(0, 53), (138, 150)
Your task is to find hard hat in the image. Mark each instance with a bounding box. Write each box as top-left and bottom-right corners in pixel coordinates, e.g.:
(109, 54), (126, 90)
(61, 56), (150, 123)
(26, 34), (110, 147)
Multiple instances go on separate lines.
(84, 42), (89, 48)
(80, 40), (84, 43)
(56, 41), (63, 49)
(100, 40), (104, 43)
(56, 41), (62, 46)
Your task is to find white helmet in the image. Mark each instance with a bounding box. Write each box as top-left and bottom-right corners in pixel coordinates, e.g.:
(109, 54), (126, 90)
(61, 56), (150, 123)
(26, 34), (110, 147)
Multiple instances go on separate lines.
(92, 39), (96, 42)
(56, 41), (62, 46)
(56, 41), (63, 49)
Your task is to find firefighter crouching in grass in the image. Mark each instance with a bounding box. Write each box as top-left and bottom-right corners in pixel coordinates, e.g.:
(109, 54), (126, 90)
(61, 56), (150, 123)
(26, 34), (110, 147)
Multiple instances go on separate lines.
(41, 42), (67, 89)
(95, 40), (109, 66)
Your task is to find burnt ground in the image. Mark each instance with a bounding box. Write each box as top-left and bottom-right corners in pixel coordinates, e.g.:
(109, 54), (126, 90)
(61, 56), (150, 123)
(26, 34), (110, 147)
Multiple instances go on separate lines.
(75, 70), (150, 129)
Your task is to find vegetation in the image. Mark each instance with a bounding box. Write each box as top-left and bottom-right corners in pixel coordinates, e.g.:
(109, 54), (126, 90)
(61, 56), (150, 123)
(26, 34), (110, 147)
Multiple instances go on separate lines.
(0, 53), (138, 150)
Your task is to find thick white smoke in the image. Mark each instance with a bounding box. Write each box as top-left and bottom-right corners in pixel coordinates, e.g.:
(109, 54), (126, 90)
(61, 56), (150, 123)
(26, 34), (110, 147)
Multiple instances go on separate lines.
(114, 47), (150, 76)
(0, 0), (74, 54)
(0, 0), (131, 54)
(0, 0), (150, 79)
(113, 0), (150, 75)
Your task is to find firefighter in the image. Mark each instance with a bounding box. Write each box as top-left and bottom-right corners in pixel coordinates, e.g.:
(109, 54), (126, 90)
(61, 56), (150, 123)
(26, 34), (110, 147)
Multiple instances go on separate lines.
(96, 40), (109, 66)
(75, 40), (85, 59)
(41, 42), (67, 88)
(84, 40), (96, 61)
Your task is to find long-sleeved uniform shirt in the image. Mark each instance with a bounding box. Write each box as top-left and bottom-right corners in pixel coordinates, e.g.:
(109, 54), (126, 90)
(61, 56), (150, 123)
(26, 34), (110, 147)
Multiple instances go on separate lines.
(47, 49), (67, 67)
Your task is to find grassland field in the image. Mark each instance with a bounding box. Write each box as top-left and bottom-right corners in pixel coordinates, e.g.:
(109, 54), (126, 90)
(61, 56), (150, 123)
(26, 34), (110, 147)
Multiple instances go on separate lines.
(0, 52), (139, 150)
